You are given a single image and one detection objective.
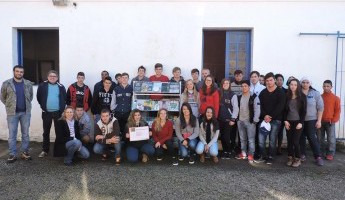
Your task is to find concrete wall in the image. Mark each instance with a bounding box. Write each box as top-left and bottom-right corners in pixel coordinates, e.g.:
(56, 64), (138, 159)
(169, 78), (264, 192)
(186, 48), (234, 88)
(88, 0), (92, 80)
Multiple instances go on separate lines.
(0, 0), (344, 141)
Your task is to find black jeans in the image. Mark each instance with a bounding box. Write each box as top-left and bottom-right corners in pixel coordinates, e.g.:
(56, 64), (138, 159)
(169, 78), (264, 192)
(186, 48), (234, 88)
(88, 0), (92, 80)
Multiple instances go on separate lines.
(286, 121), (303, 158)
(299, 120), (321, 158)
(113, 111), (130, 136)
(42, 111), (61, 152)
(219, 120), (236, 152)
(155, 139), (175, 157)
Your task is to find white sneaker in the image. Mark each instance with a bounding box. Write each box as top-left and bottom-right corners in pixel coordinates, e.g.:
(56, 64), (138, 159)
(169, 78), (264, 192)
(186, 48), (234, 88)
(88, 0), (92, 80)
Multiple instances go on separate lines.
(38, 151), (48, 158)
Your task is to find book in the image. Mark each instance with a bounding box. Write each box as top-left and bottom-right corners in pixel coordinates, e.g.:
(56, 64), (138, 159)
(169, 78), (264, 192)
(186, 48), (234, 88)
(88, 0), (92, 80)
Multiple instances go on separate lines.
(133, 81), (142, 92)
(152, 82), (162, 93)
(161, 82), (169, 93)
(169, 82), (180, 93)
(168, 100), (179, 111)
(141, 82), (153, 92)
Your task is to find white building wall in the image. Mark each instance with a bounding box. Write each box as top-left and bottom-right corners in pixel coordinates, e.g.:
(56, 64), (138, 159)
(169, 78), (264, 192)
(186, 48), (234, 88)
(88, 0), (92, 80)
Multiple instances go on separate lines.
(0, 0), (344, 141)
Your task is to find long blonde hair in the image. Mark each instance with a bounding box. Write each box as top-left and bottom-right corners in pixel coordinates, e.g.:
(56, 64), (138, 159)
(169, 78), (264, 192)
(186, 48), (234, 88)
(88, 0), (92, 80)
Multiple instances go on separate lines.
(182, 79), (198, 102)
(153, 108), (168, 132)
(59, 106), (76, 121)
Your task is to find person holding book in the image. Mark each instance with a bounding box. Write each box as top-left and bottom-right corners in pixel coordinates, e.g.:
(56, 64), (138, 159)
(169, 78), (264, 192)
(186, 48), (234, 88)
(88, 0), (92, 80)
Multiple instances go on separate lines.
(131, 66), (150, 86)
(219, 78), (239, 159)
(284, 79), (307, 167)
(196, 106), (220, 163)
(111, 73), (133, 136)
(124, 109), (155, 163)
(170, 67), (185, 94)
(54, 106), (90, 166)
(181, 79), (200, 117)
(149, 63), (169, 100)
(199, 75), (220, 119)
(93, 108), (122, 165)
(151, 108), (177, 164)
(91, 76), (115, 123)
(175, 102), (200, 165)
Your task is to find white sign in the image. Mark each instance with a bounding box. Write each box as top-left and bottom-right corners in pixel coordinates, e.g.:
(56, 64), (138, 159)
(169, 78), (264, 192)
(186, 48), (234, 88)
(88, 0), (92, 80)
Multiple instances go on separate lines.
(129, 126), (150, 141)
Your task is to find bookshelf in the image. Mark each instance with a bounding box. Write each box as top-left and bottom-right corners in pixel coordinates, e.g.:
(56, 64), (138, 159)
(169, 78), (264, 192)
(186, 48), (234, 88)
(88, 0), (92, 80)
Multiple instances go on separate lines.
(132, 81), (182, 127)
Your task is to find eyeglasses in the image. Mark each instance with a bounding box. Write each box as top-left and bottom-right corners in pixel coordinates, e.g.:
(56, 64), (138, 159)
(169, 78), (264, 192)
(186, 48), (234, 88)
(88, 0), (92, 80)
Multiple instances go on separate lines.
(301, 82), (310, 84)
(49, 75), (58, 78)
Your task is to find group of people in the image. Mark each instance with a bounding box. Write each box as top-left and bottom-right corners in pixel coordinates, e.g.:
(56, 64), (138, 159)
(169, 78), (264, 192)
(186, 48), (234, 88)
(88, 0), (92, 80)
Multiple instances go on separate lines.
(1, 64), (341, 167)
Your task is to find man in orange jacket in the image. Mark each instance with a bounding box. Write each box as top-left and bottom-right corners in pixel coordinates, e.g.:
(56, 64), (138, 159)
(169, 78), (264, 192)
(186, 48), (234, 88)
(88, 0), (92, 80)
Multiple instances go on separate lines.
(318, 80), (341, 161)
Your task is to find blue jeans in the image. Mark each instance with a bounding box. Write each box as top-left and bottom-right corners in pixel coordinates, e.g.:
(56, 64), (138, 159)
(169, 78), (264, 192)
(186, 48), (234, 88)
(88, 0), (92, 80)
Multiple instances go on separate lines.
(126, 143), (155, 162)
(258, 120), (281, 158)
(178, 138), (198, 158)
(93, 142), (121, 157)
(7, 112), (31, 156)
(300, 120), (321, 158)
(64, 139), (90, 164)
(237, 120), (256, 155)
(195, 141), (218, 156)
(318, 122), (336, 156)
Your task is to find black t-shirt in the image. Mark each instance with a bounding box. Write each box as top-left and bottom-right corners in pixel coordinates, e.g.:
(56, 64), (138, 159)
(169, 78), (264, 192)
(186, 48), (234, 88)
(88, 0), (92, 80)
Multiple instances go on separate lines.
(75, 85), (85, 107)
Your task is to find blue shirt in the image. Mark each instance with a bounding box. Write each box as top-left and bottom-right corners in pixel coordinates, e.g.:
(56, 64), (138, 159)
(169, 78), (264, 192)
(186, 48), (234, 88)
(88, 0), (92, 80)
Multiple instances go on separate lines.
(47, 83), (60, 112)
(13, 79), (26, 112)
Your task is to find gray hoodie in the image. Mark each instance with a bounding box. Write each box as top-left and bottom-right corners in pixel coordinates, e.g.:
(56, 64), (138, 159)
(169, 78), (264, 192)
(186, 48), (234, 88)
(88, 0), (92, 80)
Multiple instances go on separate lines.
(305, 89), (324, 121)
(174, 117), (200, 141)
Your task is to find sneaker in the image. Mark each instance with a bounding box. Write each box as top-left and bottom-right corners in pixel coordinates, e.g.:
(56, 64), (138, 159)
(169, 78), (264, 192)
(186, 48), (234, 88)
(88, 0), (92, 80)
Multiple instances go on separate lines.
(115, 156), (121, 165)
(178, 156), (184, 161)
(7, 155), (17, 163)
(265, 157), (273, 165)
(286, 156), (294, 166)
(172, 157), (178, 166)
(156, 156), (163, 161)
(189, 155), (195, 164)
(38, 151), (48, 158)
(142, 154), (148, 163)
(254, 157), (266, 163)
(235, 152), (247, 160)
(300, 154), (306, 162)
(21, 152), (32, 160)
(212, 156), (219, 163)
(316, 157), (324, 166)
(220, 152), (228, 159)
(325, 154), (334, 161)
(64, 162), (73, 166)
(199, 154), (205, 163)
(292, 158), (301, 168)
(205, 154), (210, 159)
(247, 154), (254, 163)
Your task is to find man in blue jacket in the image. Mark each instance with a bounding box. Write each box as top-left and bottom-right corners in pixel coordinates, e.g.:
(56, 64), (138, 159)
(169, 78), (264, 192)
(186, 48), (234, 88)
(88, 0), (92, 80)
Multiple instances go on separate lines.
(36, 70), (66, 158)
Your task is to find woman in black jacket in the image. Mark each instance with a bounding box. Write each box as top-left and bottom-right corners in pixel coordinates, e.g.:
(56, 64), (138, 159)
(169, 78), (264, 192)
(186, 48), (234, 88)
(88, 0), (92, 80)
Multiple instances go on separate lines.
(54, 106), (90, 166)
(284, 79), (306, 168)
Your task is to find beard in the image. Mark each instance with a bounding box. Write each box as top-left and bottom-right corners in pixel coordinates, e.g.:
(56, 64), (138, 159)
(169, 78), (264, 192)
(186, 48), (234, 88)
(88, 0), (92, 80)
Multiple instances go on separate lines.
(14, 74), (23, 80)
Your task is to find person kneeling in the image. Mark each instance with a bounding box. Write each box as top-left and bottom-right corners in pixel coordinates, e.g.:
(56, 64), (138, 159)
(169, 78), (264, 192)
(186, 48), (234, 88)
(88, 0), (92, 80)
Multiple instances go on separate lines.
(93, 109), (122, 165)
(152, 109), (177, 165)
(54, 106), (90, 166)
(196, 107), (220, 163)
(125, 109), (155, 163)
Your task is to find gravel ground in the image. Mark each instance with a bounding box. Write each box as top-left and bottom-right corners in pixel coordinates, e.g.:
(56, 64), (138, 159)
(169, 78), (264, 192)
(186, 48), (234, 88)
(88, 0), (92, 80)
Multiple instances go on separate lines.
(0, 141), (344, 200)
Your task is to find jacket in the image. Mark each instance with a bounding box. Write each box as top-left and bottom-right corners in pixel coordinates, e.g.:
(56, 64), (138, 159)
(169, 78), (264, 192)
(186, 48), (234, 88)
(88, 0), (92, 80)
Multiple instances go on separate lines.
(36, 80), (66, 112)
(321, 92), (341, 123)
(218, 90), (239, 122)
(110, 84), (133, 113)
(305, 89), (324, 121)
(91, 87), (114, 115)
(284, 93), (307, 124)
(94, 117), (120, 144)
(54, 119), (80, 157)
(66, 82), (92, 111)
(1, 78), (33, 115)
(238, 93), (261, 123)
(174, 117), (200, 142)
(152, 120), (173, 145)
(199, 88), (220, 117)
(199, 121), (220, 147)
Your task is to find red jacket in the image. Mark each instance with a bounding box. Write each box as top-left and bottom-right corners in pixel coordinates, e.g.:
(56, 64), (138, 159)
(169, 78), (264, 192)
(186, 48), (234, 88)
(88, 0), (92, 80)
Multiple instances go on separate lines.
(199, 87), (220, 117)
(152, 120), (173, 144)
(66, 83), (92, 111)
(321, 92), (341, 123)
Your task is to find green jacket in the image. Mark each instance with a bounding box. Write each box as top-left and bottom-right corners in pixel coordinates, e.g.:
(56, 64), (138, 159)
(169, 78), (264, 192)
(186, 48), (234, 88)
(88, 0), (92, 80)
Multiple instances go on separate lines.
(1, 78), (33, 115)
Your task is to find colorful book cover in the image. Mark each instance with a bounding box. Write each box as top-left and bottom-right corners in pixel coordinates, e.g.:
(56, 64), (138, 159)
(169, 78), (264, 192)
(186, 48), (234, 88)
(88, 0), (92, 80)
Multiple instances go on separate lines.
(141, 82), (153, 92)
(133, 81), (142, 92)
(152, 82), (162, 93)
(168, 82), (180, 93)
(168, 100), (179, 111)
(161, 82), (169, 93)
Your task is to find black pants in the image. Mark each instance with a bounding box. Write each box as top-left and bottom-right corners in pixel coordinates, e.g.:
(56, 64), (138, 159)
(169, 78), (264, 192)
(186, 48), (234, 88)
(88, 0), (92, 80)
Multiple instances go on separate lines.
(155, 139), (175, 157)
(219, 120), (236, 152)
(114, 111), (130, 136)
(286, 121), (303, 158)
(42, 111), (61, 153)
